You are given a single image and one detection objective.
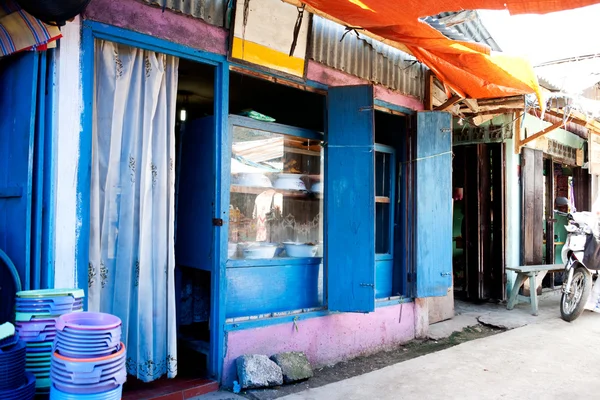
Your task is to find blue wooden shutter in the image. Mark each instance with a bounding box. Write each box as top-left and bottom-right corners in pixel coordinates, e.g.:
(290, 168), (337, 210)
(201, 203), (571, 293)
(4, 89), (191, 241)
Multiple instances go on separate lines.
(414, 111), (453, 297)
(0, 52), (40, 294)
(326, 85), (375, 312)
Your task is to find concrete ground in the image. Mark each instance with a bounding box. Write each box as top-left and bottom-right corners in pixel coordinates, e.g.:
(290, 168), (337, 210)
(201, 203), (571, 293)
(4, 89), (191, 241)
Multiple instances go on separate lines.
(428, 290), (562, 340)
(279, 310), (600, 400)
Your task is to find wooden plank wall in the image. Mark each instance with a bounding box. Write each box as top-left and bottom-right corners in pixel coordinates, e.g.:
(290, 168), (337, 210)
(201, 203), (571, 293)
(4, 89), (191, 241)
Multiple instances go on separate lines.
(521, 147), (544, 266)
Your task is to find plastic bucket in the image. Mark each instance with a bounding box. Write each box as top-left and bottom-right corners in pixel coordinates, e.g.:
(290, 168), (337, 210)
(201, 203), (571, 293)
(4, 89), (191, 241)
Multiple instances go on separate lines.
(16, 289), (85, 299)
(52, 342), (125, 362)
(54, 345), (119, 359)
(55, 334), (120, 350)
(56, 312), (121, 332)
(0, 371), (35, 400)
(16, 309), (82, 322)
(57, 327), (121, 341)
(18, 331), (56, 343)
(51, 362), (126, 385)
(0, 340), (26, 390)
(49, 384), (122, 400)
(51, 348), (126, 382)
(51, 370), (126, 395)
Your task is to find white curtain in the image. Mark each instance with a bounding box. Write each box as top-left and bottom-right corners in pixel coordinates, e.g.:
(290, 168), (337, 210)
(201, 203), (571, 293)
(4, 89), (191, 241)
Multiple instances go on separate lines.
(89, 40), (179, 382)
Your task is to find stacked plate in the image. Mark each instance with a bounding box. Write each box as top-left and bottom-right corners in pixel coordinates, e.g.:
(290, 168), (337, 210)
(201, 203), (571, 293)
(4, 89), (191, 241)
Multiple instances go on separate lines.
(15, 288), (84, 394)
(0, 324), (35, 400)
(50, 312), (126, 399)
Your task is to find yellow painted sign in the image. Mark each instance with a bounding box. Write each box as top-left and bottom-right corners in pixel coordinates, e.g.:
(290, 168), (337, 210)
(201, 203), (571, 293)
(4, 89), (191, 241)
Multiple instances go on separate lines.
(230, 0), (309, 77)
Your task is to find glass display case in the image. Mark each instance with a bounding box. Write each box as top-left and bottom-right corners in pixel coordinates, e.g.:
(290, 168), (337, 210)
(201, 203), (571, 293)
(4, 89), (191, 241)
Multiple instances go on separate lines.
(227, 124), (324, 260)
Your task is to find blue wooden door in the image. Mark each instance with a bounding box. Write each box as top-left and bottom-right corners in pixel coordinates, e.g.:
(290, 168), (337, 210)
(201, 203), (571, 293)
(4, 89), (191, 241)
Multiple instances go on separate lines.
(414, 111), (453, 297)
(0, 52), (40, 296)
(326, 85), (375, 312)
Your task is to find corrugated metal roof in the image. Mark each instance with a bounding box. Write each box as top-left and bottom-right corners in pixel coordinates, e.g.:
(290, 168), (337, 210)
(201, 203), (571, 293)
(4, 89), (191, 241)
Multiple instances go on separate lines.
(309, 15), (425, 101)
(428, 11), (501, 52)
(142, 0), (227, 27)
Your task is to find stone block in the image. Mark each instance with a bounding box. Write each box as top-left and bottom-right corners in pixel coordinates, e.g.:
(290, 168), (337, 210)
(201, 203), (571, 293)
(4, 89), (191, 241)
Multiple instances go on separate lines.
(236, 354), (283, 389)
(270, 352), (313, 383)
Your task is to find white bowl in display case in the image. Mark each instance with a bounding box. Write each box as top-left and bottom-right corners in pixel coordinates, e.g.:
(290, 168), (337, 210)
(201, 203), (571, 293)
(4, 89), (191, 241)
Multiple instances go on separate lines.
(232, 173), (272, 188)
(228, 243), (238, 258)
(283, 242), (319, 258)
(240, 242), (278, 259)
(273, 174), (306, 191)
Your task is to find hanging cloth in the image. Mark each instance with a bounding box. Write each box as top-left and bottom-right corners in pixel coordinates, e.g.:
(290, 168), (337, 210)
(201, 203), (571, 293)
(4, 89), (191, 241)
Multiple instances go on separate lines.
(0, 0), (61, 57)
(88, 40), (179, 382)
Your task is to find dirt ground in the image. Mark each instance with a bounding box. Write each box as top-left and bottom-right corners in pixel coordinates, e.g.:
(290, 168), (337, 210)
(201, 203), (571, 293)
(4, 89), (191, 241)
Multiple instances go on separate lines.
(240, 324), (502, 400)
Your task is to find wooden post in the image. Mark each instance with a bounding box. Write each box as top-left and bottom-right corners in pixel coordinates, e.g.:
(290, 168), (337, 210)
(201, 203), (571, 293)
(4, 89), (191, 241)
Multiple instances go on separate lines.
(514, 112), (522, 154)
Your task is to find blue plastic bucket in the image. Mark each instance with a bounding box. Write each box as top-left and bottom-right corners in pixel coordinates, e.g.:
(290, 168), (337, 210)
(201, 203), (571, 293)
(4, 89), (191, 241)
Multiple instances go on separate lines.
(0, 371), (35, 400)
(0, 340), (26, 390)
(49, 384), (122, 400)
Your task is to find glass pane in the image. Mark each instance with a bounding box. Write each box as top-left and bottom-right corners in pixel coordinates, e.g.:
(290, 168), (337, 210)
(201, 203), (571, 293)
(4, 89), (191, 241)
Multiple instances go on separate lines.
(376, 203), (390, 254)
(229, 125), (323, 259)
(375, 152), (391, 197)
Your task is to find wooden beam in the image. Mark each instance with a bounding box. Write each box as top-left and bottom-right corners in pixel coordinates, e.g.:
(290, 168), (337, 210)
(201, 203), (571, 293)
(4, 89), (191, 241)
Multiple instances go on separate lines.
(463, 108), (523, 116)
(425, 70), (434, 111)
(229, 65), (326, 95)
(434, 94), (462, 111)
(462, 98), (479, 113)
(520, 120), (564, 147)
(514, 112), (523, 155)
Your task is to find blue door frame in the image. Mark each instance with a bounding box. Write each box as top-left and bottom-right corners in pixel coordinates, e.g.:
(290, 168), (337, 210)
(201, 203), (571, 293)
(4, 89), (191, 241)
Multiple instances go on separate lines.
(79, 20), (229, 381)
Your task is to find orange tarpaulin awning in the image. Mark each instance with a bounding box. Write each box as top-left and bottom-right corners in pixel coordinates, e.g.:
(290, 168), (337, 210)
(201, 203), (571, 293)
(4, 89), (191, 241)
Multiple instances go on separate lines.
(288, 0), (600, 103)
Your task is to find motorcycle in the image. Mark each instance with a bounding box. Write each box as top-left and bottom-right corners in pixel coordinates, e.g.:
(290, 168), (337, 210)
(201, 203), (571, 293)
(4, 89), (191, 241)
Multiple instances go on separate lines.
(559, 204), (599, 321)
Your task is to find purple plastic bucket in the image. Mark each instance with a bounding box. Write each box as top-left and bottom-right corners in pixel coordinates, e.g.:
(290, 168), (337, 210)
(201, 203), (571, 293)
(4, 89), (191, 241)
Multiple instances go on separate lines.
(56, 313), (121, 332)
(51, 370), (126, 395)
(49, 384), (122, 400)
(54, 335), (120, 350)
(56, 328), (120, 341)
(51, 349), (126, 375)
(16, 320), (57, 333)
(50, 362), (125, 385)
(53, 344), (120, 359)
(19, 331), (56, 343)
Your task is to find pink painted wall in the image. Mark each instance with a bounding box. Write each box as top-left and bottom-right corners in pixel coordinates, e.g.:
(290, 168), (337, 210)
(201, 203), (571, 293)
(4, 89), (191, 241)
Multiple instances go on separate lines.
(83, 0), (228, 55)
(223, 302), (415, 386)
(307, 61), (424, 111)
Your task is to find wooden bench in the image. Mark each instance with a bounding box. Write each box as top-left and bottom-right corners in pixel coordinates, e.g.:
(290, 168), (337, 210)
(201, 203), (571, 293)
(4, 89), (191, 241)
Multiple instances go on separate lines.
(506, 264), (563, 316)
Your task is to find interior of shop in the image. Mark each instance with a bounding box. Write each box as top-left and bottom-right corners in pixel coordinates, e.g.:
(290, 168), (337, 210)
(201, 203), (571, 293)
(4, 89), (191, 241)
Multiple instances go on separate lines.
(451, 143), (505, 302)
(174, 64), (326, 379)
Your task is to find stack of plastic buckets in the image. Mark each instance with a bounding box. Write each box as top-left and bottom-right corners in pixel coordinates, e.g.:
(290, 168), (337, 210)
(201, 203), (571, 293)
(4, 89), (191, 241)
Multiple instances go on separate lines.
(50, 312), (126, 400)
(15, 289), (85, 395)
(0, 323), (36, 399)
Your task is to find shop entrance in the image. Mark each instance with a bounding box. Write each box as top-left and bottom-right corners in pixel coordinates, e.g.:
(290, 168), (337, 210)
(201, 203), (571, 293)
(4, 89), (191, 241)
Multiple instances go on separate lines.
(173, 58), (217, 380)
(452, 143), (505, 301)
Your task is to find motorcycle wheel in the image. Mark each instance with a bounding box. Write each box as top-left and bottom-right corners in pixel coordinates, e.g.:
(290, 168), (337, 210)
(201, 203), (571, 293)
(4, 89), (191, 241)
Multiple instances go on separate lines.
(560, 265), (592, 322)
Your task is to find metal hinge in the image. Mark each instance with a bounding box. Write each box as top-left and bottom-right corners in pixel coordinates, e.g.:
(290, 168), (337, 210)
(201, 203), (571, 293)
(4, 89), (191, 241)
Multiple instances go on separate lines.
(359, 283), (375, 288)
(441, 128), (451, 133)
(212, 218), (224, 226)
(440, 272), (452, 277)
